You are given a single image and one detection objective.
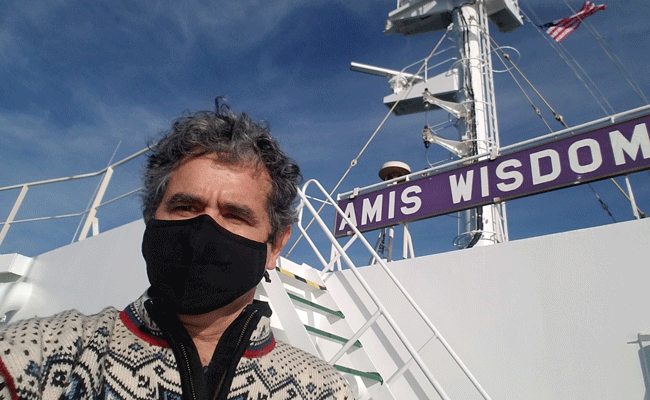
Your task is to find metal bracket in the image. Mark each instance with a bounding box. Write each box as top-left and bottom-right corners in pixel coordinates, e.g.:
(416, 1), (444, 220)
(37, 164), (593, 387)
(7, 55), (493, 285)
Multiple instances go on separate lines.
(422, 90), (467, 119)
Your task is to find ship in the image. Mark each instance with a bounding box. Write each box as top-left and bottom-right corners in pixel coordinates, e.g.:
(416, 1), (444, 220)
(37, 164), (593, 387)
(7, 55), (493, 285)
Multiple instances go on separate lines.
(1, 1), (649, 399)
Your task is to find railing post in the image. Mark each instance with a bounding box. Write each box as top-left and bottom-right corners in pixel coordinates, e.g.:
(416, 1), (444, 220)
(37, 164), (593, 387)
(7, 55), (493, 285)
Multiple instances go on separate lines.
(0, 185), (29, 247)
(78, 167), (114, 241)
(624, 175), (641, 219)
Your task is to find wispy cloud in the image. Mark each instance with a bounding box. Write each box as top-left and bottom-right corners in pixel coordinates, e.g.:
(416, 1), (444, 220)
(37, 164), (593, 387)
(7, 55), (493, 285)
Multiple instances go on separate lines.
(1, 0), (649, 257)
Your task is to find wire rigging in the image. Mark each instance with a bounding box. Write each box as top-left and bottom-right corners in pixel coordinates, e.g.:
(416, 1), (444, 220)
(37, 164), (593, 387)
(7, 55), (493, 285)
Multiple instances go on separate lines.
(284, 25), (454, 258)
(561, 0), (649, 105)
(490, 31), (625, 220)
(587, 184), (616, 222)
(489, 38), (554, 132)
(520, 4), (615, 116)
(490, 10), (646, 220)
(526, 0), (647, 218)
(287, 2), (647, 259)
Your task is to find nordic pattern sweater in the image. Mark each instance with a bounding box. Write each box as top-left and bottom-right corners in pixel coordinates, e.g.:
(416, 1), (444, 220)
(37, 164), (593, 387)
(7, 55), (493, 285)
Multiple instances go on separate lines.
(0, 294), (353, 400)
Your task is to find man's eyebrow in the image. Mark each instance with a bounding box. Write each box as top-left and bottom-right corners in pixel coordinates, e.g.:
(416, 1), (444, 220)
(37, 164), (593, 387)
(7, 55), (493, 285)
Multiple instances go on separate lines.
(163, 192), (205, 210)
(222, 202), (259, 223)
(163, 193), (260, 223)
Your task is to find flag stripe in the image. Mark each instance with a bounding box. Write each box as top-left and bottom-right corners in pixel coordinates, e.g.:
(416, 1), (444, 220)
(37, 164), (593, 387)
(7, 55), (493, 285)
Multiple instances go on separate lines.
(542, 1), (607, 43)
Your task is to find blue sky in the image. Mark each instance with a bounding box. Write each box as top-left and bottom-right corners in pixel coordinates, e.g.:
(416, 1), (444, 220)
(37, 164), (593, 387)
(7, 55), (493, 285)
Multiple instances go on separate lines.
(1, 0), (649, 263)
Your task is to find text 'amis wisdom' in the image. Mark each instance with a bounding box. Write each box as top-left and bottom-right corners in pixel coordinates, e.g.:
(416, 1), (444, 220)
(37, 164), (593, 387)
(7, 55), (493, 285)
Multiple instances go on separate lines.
(334, 113), (650, 237)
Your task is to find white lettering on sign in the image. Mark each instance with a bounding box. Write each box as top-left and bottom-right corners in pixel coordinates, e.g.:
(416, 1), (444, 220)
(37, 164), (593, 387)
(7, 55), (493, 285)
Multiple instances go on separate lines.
(480, 166), (489, 197)
(400, 185), (422, 215)
(609, 123), (650, 165)
(568, 139), (602, 173)
(339, 202), (357, 230)
(531, 149), (561, 185)
(449, 171), (474, 204)
(496, 159), (523, 192)
(361, 195), (383, 225)
(337, 116), (650, 237)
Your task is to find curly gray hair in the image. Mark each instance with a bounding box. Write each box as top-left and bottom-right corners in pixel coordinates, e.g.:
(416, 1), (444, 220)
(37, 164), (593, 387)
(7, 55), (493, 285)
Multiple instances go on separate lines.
(142, 102), (301, 243)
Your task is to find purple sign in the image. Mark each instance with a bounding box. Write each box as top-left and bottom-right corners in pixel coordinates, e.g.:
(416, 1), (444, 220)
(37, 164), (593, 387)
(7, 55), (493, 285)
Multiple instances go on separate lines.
(334, 113), (650, 237)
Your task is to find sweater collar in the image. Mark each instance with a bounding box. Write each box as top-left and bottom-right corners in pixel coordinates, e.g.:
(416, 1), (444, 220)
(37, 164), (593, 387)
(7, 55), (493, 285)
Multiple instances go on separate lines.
(121, 292), (275, 357)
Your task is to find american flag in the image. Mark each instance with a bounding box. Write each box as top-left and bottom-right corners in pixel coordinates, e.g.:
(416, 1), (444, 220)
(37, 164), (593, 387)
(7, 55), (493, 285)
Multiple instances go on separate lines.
(540, 1), (607, 43)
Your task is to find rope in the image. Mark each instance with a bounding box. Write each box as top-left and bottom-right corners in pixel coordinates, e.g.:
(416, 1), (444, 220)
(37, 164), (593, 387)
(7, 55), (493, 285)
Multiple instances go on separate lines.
(284, 25), (454, 258)
(488, 36), (554, 133)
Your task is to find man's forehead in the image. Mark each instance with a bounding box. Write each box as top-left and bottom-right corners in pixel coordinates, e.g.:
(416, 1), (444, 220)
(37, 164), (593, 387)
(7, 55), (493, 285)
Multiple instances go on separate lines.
(177, 152), (266, 175)
(167, 152), (273, 205)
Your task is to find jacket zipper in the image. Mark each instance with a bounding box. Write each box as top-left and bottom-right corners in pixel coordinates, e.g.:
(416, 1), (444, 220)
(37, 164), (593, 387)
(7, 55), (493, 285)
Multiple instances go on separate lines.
(211, 309), (258, 400)
(146, 300), (199, 400)
(179, 342), (199, 400)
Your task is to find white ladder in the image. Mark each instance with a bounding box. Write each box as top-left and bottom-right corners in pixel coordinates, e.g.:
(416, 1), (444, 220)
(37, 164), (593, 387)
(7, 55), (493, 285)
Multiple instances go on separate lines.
(259, 258), (392, 399)
(262, 179), (494, 400)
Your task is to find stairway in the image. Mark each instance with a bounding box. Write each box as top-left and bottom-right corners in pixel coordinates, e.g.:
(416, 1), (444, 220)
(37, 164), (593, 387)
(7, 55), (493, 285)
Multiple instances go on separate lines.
(256, 179), (496, 400)
(258, 258), (395, 400)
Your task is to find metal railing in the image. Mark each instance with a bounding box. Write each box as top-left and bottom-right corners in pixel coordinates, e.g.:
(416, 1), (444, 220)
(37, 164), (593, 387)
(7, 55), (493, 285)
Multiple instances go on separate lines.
(0, 147), (149, 248)
(295, 179), (493, 400)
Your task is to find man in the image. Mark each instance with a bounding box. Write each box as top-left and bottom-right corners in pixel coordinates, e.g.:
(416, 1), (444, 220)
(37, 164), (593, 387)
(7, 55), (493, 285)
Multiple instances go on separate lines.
(0, 103), (354, 400)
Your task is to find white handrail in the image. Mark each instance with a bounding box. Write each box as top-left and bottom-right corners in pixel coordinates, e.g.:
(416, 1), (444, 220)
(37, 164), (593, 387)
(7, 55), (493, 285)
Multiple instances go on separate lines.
(297, 178), (494, 400)
(0, 147), (148, 193)
(0, 147), (149, 248)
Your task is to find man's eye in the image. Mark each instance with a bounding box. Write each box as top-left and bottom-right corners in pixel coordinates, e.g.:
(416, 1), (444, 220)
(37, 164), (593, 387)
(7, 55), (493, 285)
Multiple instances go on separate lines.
(226, 213), (247, 222)
(175, 205), (196, 212)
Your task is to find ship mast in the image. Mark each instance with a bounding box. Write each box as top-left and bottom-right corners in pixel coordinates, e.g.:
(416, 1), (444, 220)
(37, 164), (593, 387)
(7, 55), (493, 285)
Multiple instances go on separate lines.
(451, 2), (504, 247)
(381, 0), (522, 248)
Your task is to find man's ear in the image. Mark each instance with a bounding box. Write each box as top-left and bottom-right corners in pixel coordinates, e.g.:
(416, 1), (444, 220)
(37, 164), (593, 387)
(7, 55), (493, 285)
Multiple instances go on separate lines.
(266, 226), (292, 270)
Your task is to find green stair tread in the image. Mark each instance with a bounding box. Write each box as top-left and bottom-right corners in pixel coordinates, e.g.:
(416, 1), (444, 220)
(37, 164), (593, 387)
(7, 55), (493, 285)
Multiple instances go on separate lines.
(303, 325), (362, 348)
(287, 293), (345, 318)
(333, 365), (383, 384)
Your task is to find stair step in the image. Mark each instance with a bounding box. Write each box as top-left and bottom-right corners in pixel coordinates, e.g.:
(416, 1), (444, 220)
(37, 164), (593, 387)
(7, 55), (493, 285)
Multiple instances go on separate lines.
(304, 325), (362, 348)
(276, 266), (327, 291)
(287, 293), (345, 318)
(333, 365), (383, 384)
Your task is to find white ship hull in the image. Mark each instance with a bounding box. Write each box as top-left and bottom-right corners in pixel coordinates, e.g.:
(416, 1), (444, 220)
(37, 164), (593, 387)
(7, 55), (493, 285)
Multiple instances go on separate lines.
(3, 215), (648, 399)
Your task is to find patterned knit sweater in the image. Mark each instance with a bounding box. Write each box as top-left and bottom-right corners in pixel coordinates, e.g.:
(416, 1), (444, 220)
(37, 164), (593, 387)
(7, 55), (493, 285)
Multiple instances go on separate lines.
(0, 295), (353, 400)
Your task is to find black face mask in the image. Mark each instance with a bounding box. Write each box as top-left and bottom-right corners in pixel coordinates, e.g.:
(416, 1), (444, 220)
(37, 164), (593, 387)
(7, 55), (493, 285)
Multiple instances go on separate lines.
(142, 214), (268, 315)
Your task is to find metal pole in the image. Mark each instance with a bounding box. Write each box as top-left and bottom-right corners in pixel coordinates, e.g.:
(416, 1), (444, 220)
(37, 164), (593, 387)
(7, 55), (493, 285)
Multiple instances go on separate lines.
(0, 185), (29, 247)
(453, 0), (505, 247)
(387, 226), (394, 262)
(639, 337), (650, 391)
(369, 229), (385, 265)
(78, 167), (114, 241)
(624, 175), (640, 219)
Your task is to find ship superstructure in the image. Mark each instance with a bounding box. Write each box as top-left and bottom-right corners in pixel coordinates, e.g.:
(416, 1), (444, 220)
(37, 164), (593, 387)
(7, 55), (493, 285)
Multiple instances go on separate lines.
(1, 1), (650, 399)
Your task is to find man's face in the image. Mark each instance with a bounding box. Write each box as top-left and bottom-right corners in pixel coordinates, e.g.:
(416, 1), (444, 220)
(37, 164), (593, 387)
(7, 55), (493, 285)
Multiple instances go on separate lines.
(154, 153), (291, 270)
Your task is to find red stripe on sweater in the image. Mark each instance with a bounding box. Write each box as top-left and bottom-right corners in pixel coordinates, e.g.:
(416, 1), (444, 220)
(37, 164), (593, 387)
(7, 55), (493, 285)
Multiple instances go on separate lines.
(119, 310), (169, 348)
(243, 338), (276, 359)
(0, 356), (18, 400)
